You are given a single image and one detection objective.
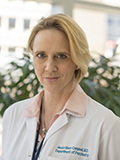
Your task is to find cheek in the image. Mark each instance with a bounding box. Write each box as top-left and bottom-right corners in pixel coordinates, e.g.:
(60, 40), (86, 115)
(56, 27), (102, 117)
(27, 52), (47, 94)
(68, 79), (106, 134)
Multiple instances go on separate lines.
(63, 66), (76, 79)
(34, 63), (38, 73)
(34, 63), (42, 76)
(34, 60), (42, 70)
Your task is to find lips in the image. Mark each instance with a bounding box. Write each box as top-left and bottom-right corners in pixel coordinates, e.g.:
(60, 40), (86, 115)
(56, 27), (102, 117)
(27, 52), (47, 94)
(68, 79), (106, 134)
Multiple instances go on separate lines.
(45, 77), (59, 82)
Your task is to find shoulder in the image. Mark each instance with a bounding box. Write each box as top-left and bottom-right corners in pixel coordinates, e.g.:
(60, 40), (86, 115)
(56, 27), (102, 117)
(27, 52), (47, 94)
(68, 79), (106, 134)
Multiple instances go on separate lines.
(3, 98), (32, 121)
(86, 95), (119, 121)
(86, 96), (120, 135)
(2, 98), (34, 140)
(87, 96), (117, 118)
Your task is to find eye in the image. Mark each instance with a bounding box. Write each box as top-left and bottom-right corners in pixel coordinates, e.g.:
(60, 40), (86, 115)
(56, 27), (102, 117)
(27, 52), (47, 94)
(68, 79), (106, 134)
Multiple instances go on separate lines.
(57, 54), (67, 59)
(36, 52), (46, 58)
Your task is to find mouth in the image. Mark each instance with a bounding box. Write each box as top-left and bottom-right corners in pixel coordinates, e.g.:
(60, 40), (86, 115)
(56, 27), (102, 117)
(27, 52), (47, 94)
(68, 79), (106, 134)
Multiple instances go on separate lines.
(45, 77), (59, 82)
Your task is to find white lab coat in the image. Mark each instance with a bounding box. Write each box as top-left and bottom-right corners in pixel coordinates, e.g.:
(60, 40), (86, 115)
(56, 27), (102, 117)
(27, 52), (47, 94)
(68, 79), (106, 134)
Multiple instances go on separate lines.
(1, 91), (120, 160)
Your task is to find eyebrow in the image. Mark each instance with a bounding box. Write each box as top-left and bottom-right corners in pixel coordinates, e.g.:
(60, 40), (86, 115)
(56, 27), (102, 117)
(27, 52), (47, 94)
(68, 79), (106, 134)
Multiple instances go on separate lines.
(33, 50), (45, 54)
(33, 51), (70, 56)
(56, 52), (70, 56)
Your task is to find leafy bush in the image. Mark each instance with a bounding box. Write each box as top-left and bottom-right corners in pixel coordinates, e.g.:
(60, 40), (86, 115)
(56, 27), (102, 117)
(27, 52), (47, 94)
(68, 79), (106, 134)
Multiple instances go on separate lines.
(0, 55), (40, 116)
(80, 55), (120, 116)
(0, 54), (120, 117)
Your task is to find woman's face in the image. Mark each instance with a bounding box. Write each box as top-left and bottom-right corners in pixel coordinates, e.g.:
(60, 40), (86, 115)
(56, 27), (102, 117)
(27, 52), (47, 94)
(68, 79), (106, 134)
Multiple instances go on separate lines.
(33, 29), (77, 93)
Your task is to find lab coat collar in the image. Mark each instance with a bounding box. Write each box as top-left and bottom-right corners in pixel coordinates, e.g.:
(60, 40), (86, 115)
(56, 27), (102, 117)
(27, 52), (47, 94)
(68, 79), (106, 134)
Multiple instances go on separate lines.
(44, 111), (68, 143)
(25, 110), (69, 155)
(26, 116), (38, 156)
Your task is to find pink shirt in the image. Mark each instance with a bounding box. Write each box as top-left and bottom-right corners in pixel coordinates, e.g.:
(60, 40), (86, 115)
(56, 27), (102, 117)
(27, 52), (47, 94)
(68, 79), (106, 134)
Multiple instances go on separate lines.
(22, 85), (87, 141)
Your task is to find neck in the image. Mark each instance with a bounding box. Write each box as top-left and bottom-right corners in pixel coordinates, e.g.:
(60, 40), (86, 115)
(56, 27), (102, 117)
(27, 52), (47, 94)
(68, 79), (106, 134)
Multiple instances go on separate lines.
(44, 85), (75, 114)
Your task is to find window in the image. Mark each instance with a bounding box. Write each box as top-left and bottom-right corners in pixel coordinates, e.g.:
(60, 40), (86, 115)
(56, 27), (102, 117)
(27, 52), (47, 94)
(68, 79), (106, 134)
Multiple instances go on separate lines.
(108, 18), (113, 25)
(24, 19), (30, 30)
(9, 18), (16, 29)
(8, 47), (15, 53)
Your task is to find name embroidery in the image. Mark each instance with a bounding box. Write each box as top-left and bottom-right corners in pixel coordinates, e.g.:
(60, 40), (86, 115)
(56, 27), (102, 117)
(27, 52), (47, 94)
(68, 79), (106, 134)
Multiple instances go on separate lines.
(55, 146), (89, 158)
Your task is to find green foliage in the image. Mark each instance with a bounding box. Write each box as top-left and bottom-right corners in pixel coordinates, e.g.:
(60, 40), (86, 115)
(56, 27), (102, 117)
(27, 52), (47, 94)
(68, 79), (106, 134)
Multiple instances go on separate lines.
(0, 54), (120, 117)
(0, 54), (40, 116)
(80, 55), (120, 117)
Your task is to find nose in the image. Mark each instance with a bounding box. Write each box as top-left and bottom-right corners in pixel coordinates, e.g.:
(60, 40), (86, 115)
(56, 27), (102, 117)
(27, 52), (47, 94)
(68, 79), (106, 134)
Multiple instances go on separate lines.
(45, 58), (58, 72)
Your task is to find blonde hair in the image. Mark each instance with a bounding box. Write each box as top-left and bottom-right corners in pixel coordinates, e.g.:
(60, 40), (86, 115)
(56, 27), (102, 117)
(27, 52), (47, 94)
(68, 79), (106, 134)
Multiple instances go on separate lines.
(27, 13), (91, 83)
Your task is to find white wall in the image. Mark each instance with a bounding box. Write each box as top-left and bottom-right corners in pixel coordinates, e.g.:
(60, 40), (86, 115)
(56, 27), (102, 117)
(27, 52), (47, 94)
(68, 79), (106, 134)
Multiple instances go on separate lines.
(73, 7), (107, 55)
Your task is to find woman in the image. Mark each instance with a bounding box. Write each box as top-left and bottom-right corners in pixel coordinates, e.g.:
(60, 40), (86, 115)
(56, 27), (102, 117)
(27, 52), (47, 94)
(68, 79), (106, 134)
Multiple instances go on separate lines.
(1, 14), (120, 160)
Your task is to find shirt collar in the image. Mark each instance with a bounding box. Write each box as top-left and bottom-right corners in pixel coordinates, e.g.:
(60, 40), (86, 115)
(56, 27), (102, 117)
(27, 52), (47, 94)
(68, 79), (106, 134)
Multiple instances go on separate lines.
(22, 89), (44, 120)
(22, 84), (87, 119)
(64, 84), (87, 117)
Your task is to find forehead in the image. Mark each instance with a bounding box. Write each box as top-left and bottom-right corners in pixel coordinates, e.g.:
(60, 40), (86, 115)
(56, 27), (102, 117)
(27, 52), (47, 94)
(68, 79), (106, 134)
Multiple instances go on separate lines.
(33, 29), (70, 52)
(34, 28), (68, 41)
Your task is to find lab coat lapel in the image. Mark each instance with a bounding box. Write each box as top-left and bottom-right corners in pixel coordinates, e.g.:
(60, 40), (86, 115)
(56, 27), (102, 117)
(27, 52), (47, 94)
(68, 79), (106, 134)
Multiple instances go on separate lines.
(26, 116), (38, 155)
(45, 112), (68, 142)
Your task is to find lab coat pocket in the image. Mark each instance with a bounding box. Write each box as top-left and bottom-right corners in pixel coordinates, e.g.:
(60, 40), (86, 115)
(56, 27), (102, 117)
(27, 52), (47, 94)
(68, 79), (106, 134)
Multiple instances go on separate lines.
(48, 156), (65, 160)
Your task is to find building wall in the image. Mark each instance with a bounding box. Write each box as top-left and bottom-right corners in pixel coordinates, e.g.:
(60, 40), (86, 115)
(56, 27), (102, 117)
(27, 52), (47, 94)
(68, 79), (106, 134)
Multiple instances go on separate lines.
(0, 0), (52, 67)
(73, 7), (107, 55)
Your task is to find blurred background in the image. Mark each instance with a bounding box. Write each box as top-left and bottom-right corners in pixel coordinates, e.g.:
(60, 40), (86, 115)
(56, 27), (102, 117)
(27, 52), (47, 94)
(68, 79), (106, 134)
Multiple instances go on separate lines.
(0, 0), (120, 155)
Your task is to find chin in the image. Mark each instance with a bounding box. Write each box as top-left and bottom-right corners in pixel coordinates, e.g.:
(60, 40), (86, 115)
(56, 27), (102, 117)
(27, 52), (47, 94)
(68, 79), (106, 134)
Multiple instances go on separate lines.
(44, 85), (61, 93)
